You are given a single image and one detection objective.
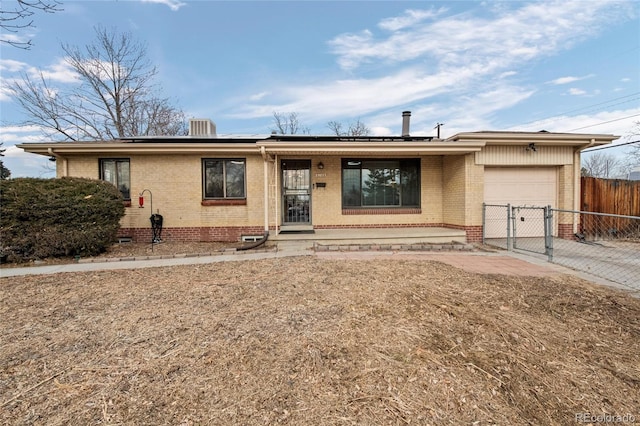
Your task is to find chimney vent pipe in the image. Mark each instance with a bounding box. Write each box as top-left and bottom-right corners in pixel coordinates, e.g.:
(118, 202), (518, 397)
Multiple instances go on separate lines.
(402, 111), (411, 137)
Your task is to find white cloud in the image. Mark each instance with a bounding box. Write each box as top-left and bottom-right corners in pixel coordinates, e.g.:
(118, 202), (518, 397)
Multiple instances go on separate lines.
(0, 125), (55, 177)
(2, 145), (54, 178)
(548, 74), (594, 85)
(378, 8), (447, 31)
(499, 71), (518, 79)
(249, 91), (269, 101)
(328, 2), (630, 71)
(1, 32), (34, 47)
(140, 0), (186, 11)
(369, 126), (393, 136)
(236, 1), (633, 136)
(30, 58), (79, 83)
(0, 83), (15, 102)
(511, 107), (640, 137)
(568, 88), (587, 96)
(0, 131), (47, 147)
(0, 125), (43, 136)
(233, 67), (469, 121)
(0, 59), (28, 73)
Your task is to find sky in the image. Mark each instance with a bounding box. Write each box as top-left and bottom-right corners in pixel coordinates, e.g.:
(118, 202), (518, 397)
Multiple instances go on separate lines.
(1, 0), (639, 178)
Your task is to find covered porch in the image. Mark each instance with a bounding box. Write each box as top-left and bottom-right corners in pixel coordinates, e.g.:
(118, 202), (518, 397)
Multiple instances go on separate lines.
(270, 226), (467, 245)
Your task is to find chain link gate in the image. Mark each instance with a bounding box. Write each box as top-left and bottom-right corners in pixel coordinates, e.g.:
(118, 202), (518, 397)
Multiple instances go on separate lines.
(484, 204), (639, 289)
(511, 205), (553, 259)
(483, 204), (553, 259)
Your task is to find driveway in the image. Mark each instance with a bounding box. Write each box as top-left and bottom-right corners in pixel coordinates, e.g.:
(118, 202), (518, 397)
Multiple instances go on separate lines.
(550, 238), (640, 290)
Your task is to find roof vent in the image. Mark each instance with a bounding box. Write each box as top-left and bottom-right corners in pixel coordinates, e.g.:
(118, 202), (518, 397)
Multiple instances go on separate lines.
(402, 111), (411, 137)
(189, 119), (217, 137)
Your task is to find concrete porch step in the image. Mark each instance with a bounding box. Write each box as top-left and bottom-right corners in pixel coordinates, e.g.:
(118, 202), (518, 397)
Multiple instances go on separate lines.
(271, 227), (467, 245)
(314, 242), (475, 252)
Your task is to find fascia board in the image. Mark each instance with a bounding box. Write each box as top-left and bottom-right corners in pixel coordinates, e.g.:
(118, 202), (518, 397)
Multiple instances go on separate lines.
(256, 141), (486, 154)
(18, 140), (487, 156)
(447, 132), (618, 145)
(17, 142), (261, 155)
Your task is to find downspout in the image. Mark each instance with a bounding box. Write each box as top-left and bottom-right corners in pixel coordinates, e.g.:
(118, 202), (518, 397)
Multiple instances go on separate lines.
(47, 147), (68, 177)
(260, 146), (274, 234)
(574, 139), (595, 212)
(275, 154), (279, 234)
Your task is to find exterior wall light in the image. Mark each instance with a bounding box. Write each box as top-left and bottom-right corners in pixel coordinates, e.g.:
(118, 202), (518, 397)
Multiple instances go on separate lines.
(317, 162), (325, 169)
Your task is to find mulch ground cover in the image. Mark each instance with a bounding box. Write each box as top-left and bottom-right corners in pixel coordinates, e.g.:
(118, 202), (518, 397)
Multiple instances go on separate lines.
(1, 256), (639, 425)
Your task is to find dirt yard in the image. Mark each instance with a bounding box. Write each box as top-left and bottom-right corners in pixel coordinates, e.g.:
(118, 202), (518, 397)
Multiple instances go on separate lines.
(1, 256), (639, 425)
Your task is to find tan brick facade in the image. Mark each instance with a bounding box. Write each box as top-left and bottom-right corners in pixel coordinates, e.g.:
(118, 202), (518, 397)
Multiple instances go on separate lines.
(56, 150), (575, 243)
(24, 130), (613, 244)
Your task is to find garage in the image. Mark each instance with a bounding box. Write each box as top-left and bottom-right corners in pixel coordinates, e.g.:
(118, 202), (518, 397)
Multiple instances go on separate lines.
(484, 167), (557, 238)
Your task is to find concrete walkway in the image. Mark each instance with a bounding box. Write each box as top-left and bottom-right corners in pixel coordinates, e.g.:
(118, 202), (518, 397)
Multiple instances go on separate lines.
(0, 244), (311, 277)
(1, 241), (637, 296)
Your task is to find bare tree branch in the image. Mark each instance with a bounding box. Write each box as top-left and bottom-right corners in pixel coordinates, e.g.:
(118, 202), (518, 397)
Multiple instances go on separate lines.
(271, 111), (310, 135)
(0, 0), (62, 49)
(327, 118), (370, 136)
(581, 152), (623, 178)
(9, 26), (187, 141)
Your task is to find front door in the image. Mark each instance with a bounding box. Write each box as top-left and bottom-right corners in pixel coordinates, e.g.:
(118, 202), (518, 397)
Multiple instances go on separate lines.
(281, 160), (311, 225)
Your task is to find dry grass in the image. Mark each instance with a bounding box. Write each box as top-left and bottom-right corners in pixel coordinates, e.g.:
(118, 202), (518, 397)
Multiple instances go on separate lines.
(1, 242), (246, 268)
(1, 256), (639, 425)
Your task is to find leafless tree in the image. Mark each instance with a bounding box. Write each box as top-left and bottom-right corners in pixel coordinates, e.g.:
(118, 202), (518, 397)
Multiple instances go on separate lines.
(0, 143), (10, 179)
(622, 121), (640, 175)
(581, 152), (623, 178)
(1, 0), (62, 49)
(271, 112), (310, 135)
(327, 118), (370, 136)
(9, 26), (187, 141)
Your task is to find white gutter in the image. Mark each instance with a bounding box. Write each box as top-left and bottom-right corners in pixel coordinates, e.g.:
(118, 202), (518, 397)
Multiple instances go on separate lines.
(47, 147), (68, 177)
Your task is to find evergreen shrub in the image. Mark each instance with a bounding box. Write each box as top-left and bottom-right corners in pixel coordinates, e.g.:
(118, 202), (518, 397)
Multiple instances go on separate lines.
(0, 177), (125, 263)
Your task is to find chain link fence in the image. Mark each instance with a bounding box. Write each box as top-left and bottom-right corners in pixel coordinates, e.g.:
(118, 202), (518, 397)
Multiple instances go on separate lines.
(483, 204), (640, 290)
(551, 209), (640, 289)
(482, 204), (511, 250)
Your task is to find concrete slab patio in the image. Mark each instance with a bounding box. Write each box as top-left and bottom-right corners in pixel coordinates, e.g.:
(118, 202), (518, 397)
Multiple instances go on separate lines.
(315, 251), (562, 277)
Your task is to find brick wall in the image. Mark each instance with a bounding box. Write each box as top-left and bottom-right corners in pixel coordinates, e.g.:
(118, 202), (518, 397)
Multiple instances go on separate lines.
(308, 156), (443, 227)
(442, 154), (483, 228)
(65, 153), (267, 232)
(557, 223), (575, 240)
(119, 226), (265, 243)
(64, 152), (479, 240)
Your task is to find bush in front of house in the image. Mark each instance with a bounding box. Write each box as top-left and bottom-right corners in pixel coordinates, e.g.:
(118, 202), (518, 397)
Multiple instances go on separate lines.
(0, 177), (125, 263)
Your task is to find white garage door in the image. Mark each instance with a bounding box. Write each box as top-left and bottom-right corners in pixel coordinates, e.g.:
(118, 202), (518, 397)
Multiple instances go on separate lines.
(484, 167), (557, 238)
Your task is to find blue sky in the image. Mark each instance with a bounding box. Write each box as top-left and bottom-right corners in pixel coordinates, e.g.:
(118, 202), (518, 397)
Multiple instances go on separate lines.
(1, 0), (639, 177)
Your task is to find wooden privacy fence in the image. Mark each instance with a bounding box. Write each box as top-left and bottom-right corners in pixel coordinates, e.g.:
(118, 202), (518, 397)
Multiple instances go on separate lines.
(580, 176), (640, 238)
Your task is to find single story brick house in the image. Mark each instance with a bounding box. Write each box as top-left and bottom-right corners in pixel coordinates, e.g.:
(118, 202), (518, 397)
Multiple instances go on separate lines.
(18, 113), (617, 243)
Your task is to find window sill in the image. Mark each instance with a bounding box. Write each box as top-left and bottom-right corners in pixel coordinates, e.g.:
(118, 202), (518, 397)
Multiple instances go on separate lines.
(201, 199), (247, 206)
(342, 208), (421, 215)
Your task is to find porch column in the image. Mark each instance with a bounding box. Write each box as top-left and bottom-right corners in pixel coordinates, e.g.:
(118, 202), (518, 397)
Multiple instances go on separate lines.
(261, 146), (270, 233)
